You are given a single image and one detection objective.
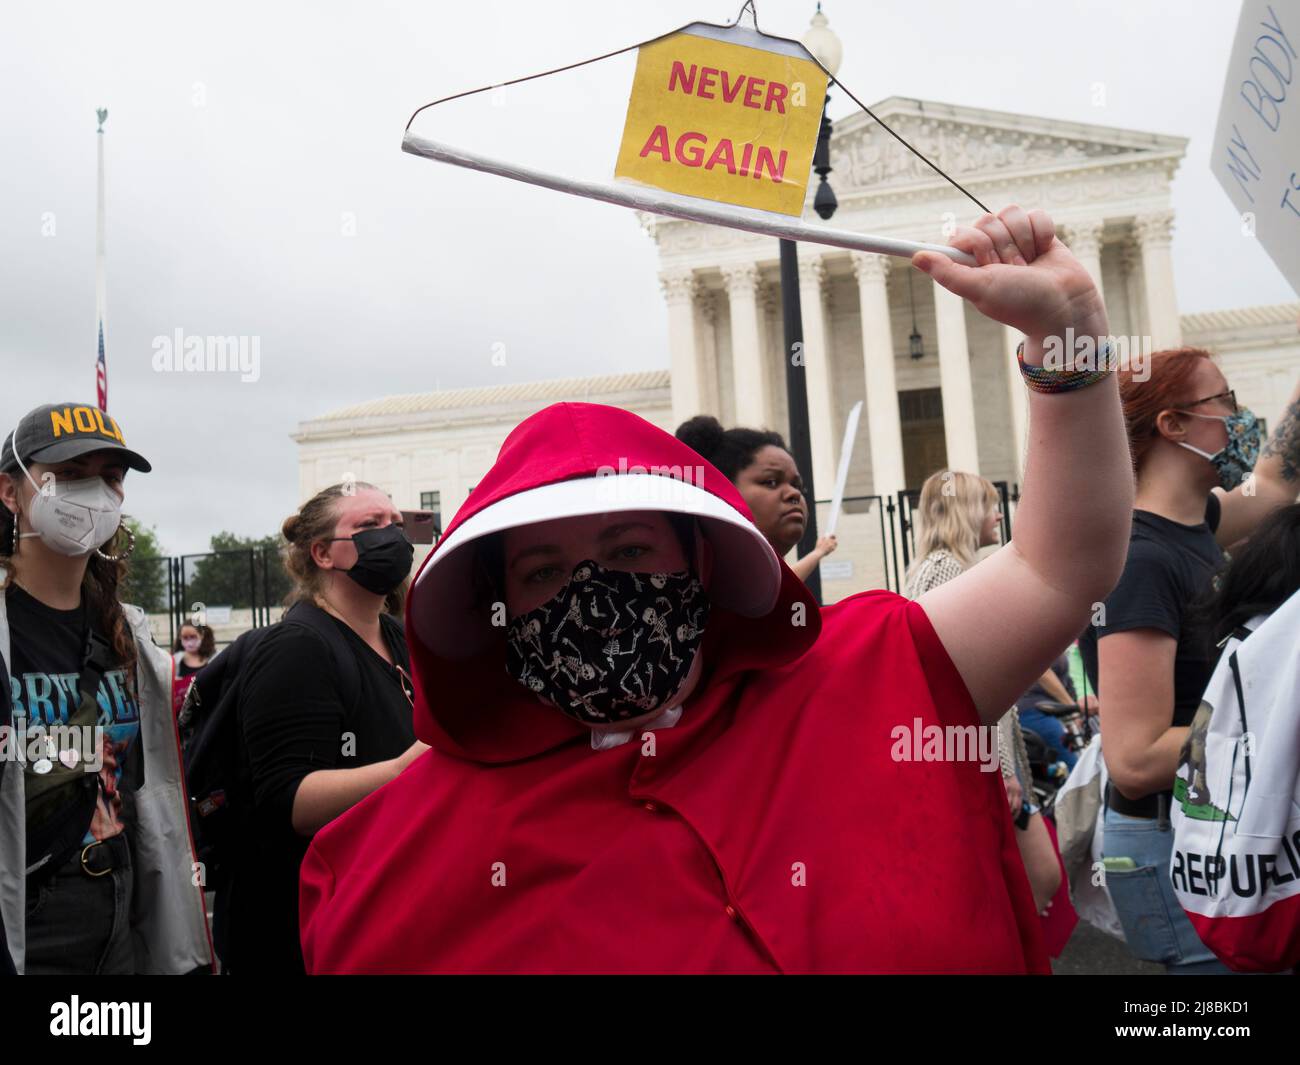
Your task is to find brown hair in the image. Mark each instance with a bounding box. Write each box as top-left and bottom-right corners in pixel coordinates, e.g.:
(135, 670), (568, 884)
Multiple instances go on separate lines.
(173, 621), (216, 658)
(281, 483), (406, 616)
(0, 504), (138, 678)
(1119, 348), (1216, 473)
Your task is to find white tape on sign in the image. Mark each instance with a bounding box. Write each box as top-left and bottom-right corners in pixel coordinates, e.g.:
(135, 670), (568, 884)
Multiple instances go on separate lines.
(826, 401), (862, 538)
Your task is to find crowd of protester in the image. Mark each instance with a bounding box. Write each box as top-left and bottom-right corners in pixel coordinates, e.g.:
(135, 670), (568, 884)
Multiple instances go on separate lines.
(2, 203), (1298, 975)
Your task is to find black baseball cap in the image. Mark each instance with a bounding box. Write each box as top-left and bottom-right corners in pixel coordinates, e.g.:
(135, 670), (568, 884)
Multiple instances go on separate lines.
(1, 402), (151, 475)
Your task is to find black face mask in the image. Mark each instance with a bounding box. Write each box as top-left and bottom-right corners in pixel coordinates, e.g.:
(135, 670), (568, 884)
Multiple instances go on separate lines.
(331, 525), (414, 596)
(505, 559), (709, 726)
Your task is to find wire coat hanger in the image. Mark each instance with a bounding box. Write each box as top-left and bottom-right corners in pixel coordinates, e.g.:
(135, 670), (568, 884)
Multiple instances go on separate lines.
(402, 3), (984, 265)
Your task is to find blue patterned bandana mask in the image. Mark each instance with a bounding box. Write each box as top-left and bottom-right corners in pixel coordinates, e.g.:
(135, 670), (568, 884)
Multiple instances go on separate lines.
(505, 559), (709, 726)
(1174, 408), (1262, 491)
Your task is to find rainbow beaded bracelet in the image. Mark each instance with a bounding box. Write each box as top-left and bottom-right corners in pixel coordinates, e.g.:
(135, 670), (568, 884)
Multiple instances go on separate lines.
(1016, 339), (1117, 394)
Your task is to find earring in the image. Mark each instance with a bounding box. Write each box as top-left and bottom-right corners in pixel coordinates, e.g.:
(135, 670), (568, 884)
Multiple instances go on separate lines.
(96, 524), (136, 562)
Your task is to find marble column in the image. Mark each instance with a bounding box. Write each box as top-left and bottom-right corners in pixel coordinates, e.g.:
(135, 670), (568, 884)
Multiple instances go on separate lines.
(1003, 325), (1030, 484)
(1121, 243), (1147, 339)
(1135, 212), (1182, 351)
(933, 279), (981, 474)
(852, 252), (905, 498)
(721, 262), (771, 428)
(1063, 220), (1106, 302)
(759, 281), (786, 431)
(797, 255), (838, 497)
(695, 289), (721, 419)
(660, 269), (704, 428)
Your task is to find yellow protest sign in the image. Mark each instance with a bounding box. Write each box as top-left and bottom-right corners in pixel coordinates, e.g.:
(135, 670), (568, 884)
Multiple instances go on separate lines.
(615, 29), (828, 216)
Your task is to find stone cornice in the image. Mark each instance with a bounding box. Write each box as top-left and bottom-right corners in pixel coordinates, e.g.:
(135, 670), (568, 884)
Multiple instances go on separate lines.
(294, 386), (674, 445)
(294, 374), (672, 443)
(644, 156), (1178, 262)
(831, 96), (1188, 156)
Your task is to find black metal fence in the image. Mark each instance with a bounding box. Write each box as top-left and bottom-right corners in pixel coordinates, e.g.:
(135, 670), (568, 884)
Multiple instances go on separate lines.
(125, 547), (289, 650)
(814, 480), (1021, 595)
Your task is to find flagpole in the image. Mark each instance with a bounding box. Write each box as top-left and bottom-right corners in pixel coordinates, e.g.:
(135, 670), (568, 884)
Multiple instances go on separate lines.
(95, 107), (108, 412)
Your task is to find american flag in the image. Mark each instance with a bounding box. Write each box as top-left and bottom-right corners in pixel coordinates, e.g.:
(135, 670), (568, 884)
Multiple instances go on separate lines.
(96, 319), (108, 411)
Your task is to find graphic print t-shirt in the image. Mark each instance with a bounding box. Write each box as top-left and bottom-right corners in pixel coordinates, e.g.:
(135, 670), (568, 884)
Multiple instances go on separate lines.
(5, 584), (140, 844)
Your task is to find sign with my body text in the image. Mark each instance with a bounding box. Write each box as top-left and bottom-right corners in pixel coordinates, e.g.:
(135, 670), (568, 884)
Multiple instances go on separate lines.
(615, 28), (828, 216)
(1213, 1), (1300, 294)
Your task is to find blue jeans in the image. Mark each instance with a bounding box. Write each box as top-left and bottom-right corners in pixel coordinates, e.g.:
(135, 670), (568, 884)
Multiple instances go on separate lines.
(1019, 707), (1078, 771)
(1103, 807), (1235, 974)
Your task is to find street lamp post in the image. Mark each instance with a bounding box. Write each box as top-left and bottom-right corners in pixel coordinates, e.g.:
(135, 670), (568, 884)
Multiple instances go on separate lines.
(780, 5), (842, 604)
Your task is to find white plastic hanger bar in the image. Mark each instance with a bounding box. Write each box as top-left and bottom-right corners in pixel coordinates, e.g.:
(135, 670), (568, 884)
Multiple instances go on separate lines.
(401, 131), (977, 266)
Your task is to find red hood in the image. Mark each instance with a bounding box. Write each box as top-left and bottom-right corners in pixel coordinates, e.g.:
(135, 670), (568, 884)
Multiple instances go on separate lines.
(403, 402), (820, 764)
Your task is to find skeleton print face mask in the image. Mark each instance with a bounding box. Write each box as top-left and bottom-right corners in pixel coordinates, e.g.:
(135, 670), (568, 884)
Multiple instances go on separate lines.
(504, 559), (710, 726)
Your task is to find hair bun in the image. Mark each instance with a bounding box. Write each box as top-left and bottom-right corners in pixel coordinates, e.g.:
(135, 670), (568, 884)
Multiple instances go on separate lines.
(675, 415), (726, 461)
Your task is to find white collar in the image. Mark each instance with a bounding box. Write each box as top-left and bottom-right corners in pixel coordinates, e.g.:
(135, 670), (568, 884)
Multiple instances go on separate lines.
(590, 703), (684, 751)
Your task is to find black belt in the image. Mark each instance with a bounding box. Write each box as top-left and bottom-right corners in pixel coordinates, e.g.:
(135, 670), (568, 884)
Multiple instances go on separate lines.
(77, 833), (131, 878)
(1106, 783), (1173, 821)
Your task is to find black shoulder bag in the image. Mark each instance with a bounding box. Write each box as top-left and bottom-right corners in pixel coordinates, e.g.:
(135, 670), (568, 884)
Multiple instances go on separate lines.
(24, 617), (118, 887)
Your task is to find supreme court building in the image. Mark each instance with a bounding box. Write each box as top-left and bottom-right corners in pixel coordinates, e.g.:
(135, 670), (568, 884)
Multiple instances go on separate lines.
(294, 98), (1300, 600)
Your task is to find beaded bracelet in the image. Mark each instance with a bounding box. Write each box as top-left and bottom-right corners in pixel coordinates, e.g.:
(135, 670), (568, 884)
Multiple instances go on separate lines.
(1016, 339), (1117, 394)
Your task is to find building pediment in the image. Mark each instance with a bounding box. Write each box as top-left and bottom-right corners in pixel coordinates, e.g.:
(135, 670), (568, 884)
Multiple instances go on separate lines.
(827, 97), (1186, 197)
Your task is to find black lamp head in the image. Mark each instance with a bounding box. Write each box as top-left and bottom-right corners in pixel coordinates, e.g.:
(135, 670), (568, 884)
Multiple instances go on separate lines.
(813, 179), (838, 220)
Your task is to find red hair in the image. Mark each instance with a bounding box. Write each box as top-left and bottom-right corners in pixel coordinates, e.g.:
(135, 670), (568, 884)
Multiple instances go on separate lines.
(1119, 348), (1216, 472)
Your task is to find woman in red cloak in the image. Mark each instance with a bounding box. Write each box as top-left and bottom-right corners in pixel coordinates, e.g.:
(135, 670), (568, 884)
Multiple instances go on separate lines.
(299, 206), (1133, 973)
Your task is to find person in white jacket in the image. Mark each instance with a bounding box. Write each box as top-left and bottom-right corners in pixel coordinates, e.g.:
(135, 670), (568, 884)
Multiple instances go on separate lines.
(0, 402), (213, 974)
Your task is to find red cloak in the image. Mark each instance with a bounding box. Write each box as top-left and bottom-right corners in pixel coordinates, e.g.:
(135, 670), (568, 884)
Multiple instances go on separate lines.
(299, 402), (1048, 974)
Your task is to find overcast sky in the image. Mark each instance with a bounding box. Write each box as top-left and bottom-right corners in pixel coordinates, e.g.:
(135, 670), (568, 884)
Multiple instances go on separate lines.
(1, 0), (1292, 556)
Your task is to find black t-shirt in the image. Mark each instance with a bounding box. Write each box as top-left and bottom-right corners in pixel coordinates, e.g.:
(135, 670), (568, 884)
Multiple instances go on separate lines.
(4, 584), (140, 848)
(220, 610), (414, 974)
(1078, 494), (1224, 728)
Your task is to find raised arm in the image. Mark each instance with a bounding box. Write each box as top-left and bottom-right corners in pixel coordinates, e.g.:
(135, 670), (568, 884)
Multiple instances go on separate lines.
(291, 741), (428, 836)
(790, 535), (837, 584)
(910, 207), (1134, 725)
(1213, 375), (1300, 548)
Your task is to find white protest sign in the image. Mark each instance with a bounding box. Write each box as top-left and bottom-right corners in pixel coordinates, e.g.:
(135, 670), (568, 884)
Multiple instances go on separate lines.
(819, 559), (853, 581)
(1212, 1), (1300, 294)
(826, 400), (862, 538)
